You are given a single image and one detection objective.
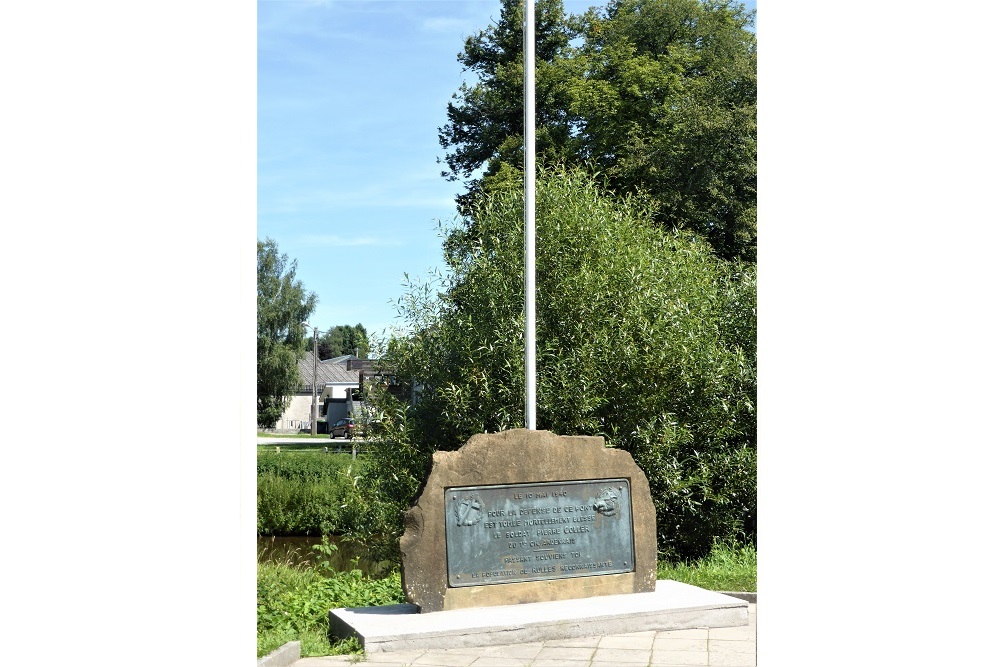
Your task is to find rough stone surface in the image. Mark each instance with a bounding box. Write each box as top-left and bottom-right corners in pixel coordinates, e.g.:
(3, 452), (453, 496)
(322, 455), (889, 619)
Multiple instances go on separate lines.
(399, 429), (657, 612)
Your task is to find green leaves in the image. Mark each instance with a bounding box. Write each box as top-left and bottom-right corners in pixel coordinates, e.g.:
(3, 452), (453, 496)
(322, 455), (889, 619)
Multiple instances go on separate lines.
(257, 238), (317, 428)
(359, 167), (755, 560)
(256, 561), (403, 657)
(256, 453), (357, 535)
(319, 324), (369, 359)
(440, 0), (584, 200)
(440, 0), (756, 261)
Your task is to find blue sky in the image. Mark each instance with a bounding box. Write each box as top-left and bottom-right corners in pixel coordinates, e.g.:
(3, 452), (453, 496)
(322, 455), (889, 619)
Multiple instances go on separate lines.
(258, 0), (755, 343)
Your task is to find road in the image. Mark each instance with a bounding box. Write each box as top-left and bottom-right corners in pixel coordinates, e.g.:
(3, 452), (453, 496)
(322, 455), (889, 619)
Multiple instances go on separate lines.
(257, 436), (367, 456)
(257, 436), (344, 445)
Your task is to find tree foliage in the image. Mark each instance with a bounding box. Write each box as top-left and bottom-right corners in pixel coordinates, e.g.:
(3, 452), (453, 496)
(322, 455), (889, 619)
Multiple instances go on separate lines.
(355, 168), (755, 561)
(318, 324), (370, 360)
(439, 0), (757, 261)
(439, 0), (582, 208)
(257, 238), (317, 429)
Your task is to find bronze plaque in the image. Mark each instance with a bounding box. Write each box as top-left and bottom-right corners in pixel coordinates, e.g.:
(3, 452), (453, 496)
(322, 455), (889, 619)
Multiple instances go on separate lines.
(444, 479), (634, 587)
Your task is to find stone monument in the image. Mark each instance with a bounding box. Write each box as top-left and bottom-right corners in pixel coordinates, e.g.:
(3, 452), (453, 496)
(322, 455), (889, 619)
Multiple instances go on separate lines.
(399, 428), (657, 612)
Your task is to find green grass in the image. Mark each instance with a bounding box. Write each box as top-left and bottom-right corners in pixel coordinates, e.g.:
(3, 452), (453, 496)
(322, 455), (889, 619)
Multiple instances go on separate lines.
(258, 451), (356, 481)
(657, 540), (756, 592)
(257, 443), (340, 454)
(257, 553), (405, 658)
(257, 475), (352, 535)
(258, 539), (756, 659)
(258, 431), (330, 438)
(257, 452), (358, 535)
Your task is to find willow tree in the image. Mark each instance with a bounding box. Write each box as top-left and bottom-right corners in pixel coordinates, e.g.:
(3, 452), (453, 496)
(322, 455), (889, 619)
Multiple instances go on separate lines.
(357, 168), (755, 560)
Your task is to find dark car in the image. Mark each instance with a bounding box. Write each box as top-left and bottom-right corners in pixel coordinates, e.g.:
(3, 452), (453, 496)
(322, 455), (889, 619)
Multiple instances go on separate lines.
(329, 418), (356, 439)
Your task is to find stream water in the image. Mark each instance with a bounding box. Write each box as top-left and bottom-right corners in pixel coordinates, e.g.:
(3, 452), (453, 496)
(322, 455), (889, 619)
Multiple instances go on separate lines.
(256, 535), (393, 577)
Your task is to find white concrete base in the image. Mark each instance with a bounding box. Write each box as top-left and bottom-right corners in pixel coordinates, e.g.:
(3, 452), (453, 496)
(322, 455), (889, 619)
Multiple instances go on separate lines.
(329, 579), (748, 653)
(256, 640), (300, 667)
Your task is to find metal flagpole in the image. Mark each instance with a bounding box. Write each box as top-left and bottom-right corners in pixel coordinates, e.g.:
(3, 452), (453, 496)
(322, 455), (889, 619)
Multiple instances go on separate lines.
(524, 0), (536, 430)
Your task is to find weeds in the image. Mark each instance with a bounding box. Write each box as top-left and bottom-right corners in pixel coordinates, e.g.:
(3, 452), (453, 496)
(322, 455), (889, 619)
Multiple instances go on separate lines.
(657, 540), (756, 592)
(256, 553), (405, 658)
(257, 453), (358, 535)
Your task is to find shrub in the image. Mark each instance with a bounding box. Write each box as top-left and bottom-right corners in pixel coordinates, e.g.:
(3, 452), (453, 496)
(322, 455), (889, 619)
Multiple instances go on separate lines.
(354, 167), (755, 561)
(257, 453), (359, 535)
(256, 553), (404, 657)
(257, 451), (354, 482)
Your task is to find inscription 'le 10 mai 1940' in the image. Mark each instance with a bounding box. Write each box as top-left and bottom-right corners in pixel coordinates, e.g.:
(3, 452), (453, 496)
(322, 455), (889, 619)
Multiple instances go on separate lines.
(444, 479), (634, 587)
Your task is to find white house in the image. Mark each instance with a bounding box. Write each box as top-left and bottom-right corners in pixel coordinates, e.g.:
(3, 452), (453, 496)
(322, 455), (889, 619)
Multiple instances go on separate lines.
(271, 352), (362, 432)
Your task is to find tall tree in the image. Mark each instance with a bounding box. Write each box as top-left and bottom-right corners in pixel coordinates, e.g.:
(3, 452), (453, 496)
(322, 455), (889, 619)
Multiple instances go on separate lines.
(350, 323), (370, 358)
(438, 0), (756, 261)
(316, 338), (335, 362)
(319, 324), (370, 359)
(257, 238), (317, 429)
(438, 0), (583, 214)
(573, 0), (757, 261)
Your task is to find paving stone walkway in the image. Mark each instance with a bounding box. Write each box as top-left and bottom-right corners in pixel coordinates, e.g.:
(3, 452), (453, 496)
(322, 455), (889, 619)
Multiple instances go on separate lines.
(290, 603), (755, 667)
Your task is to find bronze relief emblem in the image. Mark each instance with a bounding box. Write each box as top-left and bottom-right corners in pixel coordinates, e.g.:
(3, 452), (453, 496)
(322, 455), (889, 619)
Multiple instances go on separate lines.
(593, 487), (620, 516)
(455, 493), (484, 526)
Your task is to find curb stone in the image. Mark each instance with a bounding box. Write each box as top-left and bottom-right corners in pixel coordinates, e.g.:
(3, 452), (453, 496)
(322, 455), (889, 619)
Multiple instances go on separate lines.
(720, 590), (757, 603)
(257, 641), (300, 667)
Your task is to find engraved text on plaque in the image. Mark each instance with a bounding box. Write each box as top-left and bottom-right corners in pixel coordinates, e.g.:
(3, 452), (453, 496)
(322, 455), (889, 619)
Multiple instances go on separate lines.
(444, 479), (634, 587)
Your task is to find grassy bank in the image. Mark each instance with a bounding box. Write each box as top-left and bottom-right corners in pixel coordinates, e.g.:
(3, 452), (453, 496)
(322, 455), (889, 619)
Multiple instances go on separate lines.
(657, 541), (757, 592)
(256, 448), (756, 658)
(257, 443), (337, 455)
(257, 542), (405, 658)
(257, 452), (357, 535)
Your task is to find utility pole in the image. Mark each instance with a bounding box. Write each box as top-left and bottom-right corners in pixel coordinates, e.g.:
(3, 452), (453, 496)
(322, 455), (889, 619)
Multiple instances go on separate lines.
(303, 322), (320, 436)
(311, 325), (318, 436)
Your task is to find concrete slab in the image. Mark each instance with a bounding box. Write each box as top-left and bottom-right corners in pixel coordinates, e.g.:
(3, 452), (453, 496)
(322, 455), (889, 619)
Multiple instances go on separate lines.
(329, 580), (747, 653)
(257, 641), (301, 667)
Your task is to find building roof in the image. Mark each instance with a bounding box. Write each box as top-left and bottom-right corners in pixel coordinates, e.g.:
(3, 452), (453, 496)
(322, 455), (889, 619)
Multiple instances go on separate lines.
(322, 354), (355, 365)
(298, 351), (360, 386)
